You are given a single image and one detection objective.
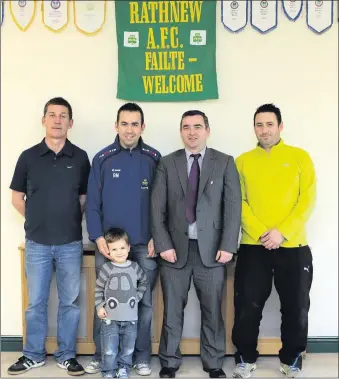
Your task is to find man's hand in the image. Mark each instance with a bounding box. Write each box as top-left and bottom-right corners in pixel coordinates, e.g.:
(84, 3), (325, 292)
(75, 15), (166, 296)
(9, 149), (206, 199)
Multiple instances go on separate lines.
(147, 238), (156, 258)
(260, 228), (285, 250)
(96, 237), (111, 260)
(160, 249), (177, 263)
(216, 250), (233, 263)
(97, 307), (107, 319)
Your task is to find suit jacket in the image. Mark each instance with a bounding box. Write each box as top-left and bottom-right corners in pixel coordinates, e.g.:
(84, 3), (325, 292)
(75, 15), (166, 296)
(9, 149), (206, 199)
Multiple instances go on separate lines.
(151, 147), (241, 269)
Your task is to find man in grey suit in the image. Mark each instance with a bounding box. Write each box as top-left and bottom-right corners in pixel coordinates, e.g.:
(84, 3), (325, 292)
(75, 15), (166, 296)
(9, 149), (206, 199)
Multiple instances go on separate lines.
(151, 110), (241, 379)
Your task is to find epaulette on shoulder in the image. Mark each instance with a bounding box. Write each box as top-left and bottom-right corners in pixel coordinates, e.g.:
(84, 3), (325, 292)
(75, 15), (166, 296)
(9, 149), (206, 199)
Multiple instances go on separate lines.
(98, 147), (119, 160)
(141, 145), (160, 162)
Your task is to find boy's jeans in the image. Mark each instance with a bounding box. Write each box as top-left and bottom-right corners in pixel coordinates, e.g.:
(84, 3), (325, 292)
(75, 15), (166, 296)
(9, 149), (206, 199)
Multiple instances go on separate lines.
(23, 239), (82, 363)
(101, 320), (137, 376)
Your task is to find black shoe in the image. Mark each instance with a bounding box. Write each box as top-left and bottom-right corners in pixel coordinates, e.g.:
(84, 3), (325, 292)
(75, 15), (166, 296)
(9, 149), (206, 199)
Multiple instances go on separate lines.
(57, 358), (85, 376)
(203, 368), (227, 378)
(159, 367), (178, 378)
(7, 355), (45, 375)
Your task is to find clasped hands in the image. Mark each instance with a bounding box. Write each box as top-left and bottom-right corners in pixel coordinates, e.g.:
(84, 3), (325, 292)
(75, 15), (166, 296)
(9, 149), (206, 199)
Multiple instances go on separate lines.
(260, 228), (285, 250)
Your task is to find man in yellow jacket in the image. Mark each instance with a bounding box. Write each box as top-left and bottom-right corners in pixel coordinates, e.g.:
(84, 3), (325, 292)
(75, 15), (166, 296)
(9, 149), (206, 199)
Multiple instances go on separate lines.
(232, 104), (316, 379)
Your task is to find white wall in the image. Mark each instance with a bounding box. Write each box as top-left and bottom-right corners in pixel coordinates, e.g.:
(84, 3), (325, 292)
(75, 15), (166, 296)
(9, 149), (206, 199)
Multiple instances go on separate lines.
(1, 2), (338, 337)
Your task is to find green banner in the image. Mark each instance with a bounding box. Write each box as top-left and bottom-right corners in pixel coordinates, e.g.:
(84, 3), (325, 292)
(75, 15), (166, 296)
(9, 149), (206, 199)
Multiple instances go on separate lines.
(115, 1), (218, 102)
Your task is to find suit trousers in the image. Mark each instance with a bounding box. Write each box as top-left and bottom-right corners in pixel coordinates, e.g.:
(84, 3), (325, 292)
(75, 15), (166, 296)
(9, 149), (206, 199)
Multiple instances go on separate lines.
(159, 240), (226, 370)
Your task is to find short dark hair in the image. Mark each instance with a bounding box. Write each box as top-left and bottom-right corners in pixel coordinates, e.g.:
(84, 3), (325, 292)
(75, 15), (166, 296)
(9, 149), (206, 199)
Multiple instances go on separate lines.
(180, 110), (209, 129)
(117, 103), (144, 125)
(104, 227), (129, 245)
(43, 97), (73, 119)
(254, 103), (282, 126)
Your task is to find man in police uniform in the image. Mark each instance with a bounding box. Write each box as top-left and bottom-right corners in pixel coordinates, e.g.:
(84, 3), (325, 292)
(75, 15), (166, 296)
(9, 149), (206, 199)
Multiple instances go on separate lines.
(85, 103), (161, 376)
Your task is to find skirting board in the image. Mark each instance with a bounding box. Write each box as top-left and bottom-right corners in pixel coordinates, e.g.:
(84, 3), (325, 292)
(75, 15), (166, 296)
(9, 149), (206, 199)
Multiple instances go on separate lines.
(1, 336), (338, 354)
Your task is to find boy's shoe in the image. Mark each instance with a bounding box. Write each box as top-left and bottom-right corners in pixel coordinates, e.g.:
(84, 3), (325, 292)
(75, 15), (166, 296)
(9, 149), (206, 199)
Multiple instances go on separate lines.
(115, 367), (128, 378)
(280, 363), (302, 378)
(134, 363), (152, 376)
(85, 359), (101, 374)
(233, 362), (257, 378)
(57, 358), (85, 376)
(103, 374), (114, 378)
(7, 355), (45, 375)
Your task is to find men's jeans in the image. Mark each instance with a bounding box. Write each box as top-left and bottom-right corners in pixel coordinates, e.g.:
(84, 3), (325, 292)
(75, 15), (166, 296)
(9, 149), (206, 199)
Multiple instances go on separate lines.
(101, 320), (137, 376)
(23, 239), (83, 363)
(93, 245), (158, 364)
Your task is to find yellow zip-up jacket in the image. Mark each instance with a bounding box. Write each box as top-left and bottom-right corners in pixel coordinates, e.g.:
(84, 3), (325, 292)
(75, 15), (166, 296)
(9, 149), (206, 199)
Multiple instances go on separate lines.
(236, 140), (316, 247)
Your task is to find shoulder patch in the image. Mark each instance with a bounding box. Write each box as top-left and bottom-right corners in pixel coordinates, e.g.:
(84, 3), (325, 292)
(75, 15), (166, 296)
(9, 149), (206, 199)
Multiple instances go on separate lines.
(98, 148), (119, 160)
(141, 146), (160, 162)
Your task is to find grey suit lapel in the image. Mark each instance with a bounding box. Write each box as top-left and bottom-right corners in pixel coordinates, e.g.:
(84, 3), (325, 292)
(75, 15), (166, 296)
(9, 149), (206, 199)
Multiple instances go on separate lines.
(174, 150), (188, 196)
(198, 148), (215, 198)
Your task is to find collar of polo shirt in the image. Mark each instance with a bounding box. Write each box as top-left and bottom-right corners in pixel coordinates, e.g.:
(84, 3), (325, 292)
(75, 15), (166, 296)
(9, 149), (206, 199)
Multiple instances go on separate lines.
(39, 138), (74, 157)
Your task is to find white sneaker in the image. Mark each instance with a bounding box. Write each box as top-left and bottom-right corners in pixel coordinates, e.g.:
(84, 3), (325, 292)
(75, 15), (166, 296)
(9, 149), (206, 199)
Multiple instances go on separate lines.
(233, 362), (257, 378)
(280, 363), (303, 378)
(84, 359), (101, 374)
(116, 367), (128, 378)
(135, 363), (152, 376)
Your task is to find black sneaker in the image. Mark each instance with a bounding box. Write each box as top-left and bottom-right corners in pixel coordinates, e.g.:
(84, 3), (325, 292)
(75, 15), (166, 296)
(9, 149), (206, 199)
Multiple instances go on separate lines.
(57, 358), (85, 376)
(7, 355), (45, 375)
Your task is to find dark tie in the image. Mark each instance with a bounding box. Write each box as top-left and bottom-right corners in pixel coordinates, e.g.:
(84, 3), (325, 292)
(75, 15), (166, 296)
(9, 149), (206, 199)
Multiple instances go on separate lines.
(185, 154), (201, 224)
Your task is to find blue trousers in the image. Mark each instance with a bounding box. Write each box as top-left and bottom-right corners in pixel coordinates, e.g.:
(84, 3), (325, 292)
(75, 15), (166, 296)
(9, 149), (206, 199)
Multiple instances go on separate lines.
(101, 320), (137, 376)
(23, 239), (82, 363)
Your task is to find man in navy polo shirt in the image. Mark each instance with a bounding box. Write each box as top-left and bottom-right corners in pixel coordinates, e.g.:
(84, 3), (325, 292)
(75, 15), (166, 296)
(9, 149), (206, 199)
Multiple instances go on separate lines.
(85, 103), (161, 377)
(8, 97), (90, 376)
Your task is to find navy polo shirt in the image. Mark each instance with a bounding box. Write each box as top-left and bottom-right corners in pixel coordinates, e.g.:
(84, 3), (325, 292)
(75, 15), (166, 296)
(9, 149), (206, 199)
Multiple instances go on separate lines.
(10, 139), (91, 245)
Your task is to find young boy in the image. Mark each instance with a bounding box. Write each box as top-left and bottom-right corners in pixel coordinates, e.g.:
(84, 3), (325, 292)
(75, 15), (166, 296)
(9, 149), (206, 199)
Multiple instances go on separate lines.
(95, 228), (148, 378)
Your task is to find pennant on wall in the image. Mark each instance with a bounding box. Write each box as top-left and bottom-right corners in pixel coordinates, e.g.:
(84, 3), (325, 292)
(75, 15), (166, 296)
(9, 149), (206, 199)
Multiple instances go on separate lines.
(73, 1), (106, 36)
(0, 0), (4, 26)
(251, 0), (278, 34)
(306, 0), (333, 34)
(42, 0), (68, 32)
(9, 0), (36, 31)
(222, 0), (248, 33)
(115, 0), (219, 102)
(282, 0), (303, 21)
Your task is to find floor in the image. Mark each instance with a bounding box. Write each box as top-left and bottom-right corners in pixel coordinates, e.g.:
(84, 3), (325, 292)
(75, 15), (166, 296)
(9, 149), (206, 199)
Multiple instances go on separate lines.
(1, 353), (338, 377)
